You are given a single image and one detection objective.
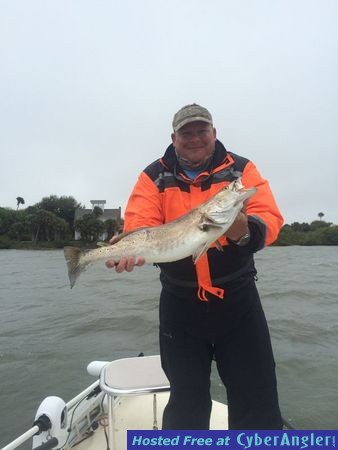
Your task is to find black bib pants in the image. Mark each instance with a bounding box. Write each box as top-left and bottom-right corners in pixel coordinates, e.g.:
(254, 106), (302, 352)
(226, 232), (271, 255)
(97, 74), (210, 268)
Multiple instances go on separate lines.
(159, 279), (283, 430)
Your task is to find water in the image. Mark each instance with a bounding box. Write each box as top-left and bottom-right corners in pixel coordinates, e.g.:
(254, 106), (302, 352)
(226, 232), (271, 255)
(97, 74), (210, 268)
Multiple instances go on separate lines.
(0, 247), (337, 445)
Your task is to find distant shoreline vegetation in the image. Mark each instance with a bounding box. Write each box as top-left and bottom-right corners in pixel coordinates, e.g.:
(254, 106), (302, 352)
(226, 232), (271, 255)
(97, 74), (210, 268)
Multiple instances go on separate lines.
(0, 196), (337, 249)
(272, 220), (338, 246)
(0, 195), (122, 250)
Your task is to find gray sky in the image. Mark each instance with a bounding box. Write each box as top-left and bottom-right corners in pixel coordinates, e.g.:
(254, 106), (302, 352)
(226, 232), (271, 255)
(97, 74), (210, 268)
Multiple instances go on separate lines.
(1, 0), (337, 225)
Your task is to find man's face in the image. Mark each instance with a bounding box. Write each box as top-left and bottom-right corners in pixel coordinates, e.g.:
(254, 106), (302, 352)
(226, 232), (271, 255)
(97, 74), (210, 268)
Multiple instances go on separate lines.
(172, 121), (216, 167)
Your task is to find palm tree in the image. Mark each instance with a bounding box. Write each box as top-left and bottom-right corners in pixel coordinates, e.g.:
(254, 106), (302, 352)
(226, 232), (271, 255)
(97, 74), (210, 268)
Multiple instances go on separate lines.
(104, 219), (118, 241)
(30, 210), (57, 242)
(16, 197), (25, 210)
(318, 212), (324, 221)
(92, 206), (103, 218)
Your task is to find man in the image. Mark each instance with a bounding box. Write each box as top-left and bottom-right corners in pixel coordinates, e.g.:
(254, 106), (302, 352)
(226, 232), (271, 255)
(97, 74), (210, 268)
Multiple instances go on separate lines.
(106, 104), (284, 430)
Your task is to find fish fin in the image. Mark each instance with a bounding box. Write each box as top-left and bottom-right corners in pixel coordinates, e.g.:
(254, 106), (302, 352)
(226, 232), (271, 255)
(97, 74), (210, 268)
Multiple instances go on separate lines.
(192, 238), (224, 263)
(202, 211), (228, 225)
(198, 215), (225, 231)
(192, 243), (210, 263)
(215, 240), (224, 252)
(110, 231), (129, 244)
(64, 246), (88, 288)
(110, 227), (148, 244)
(97, 241), (109, 247)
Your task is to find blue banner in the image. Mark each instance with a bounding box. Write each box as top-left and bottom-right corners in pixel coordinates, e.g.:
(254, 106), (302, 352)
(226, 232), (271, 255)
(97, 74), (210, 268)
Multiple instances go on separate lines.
(128, 430), (337, 450)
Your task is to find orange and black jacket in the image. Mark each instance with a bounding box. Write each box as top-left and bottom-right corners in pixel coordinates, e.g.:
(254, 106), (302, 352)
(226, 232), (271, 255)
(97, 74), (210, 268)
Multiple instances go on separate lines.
(124, 140), (283, 301)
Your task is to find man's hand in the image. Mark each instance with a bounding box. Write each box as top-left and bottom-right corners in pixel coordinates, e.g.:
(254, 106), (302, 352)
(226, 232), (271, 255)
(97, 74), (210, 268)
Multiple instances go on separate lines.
(225, 211), (249, 241)
(105, 235), (145, 273)
(105, 256), (146, 273)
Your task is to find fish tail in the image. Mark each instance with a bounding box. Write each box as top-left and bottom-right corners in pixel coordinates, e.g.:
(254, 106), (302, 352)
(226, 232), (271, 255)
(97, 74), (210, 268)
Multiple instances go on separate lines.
(64, 246), (87, 288)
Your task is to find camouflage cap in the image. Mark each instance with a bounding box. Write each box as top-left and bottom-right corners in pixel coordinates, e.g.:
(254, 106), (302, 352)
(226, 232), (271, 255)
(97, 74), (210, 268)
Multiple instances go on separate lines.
(172, 103), (213, 132)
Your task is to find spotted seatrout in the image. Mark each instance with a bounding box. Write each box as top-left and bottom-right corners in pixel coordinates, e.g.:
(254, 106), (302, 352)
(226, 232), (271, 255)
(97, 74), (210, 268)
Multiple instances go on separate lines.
(64, 178), (256, 288)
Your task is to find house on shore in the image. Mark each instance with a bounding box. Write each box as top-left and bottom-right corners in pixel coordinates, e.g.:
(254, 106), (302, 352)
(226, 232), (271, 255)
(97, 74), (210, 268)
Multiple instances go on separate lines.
(74, 200), (122, 240)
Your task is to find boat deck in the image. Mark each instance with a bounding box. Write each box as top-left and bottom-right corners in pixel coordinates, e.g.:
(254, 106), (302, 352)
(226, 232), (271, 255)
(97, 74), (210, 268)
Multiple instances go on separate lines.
(78, 393), (228, 449)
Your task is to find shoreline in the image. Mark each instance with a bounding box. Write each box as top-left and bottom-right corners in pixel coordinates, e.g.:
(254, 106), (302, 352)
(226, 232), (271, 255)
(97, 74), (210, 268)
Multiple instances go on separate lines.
(0, 241), (99, 250)
(0, 242), (337, 250)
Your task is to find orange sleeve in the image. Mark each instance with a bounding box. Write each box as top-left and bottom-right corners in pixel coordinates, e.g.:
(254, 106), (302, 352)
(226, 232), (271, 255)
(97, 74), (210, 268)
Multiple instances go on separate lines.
(242, 161), (284, 245)
(124, 171), (164, 232)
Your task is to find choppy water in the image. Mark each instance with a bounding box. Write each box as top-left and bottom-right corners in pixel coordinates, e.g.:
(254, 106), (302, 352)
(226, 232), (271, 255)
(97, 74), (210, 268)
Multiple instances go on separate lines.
(0, 247), (337, 446)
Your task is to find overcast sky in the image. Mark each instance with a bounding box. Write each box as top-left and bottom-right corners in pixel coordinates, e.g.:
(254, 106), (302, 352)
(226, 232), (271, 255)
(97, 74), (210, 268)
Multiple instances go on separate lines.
(1, 0), (337, 225)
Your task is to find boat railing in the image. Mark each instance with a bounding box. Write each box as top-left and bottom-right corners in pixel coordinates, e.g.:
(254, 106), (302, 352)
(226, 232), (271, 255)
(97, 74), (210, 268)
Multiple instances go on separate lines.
(100, 355), (170, 450)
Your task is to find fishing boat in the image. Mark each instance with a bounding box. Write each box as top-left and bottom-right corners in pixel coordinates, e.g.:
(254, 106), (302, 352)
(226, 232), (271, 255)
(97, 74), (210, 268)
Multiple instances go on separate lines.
(2, 354), (229, 450)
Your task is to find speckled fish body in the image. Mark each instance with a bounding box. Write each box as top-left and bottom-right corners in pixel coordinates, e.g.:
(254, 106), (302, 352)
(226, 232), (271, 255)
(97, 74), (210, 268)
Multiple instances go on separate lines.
(64, 178), (256, 288)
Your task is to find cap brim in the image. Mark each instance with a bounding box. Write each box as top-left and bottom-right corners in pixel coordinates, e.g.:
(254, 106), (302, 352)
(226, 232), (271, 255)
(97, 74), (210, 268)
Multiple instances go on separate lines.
(173, 117), (213, 132)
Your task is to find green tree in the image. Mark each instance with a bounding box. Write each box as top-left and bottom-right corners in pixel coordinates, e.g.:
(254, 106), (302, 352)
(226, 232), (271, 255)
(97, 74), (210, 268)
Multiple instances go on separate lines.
(30, 210), (59, 242)
(275, 220), (336, 246)
(290, 222), (311, 232)
(51, 217), (70, 241)
(11, 210), (30, 241)
(92, 206), (103, 218)
(2, 205), (71, 243)
(318, 212), (324, 221)
(275, 225), (307, 246)
(35, 195), (82, 228)
(104, 219), (118, 240)
(0, 207), (16, 235)
(75, 214), (105, 242)
(321, 225), (338, 245)
(309, 220), (331, 231)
